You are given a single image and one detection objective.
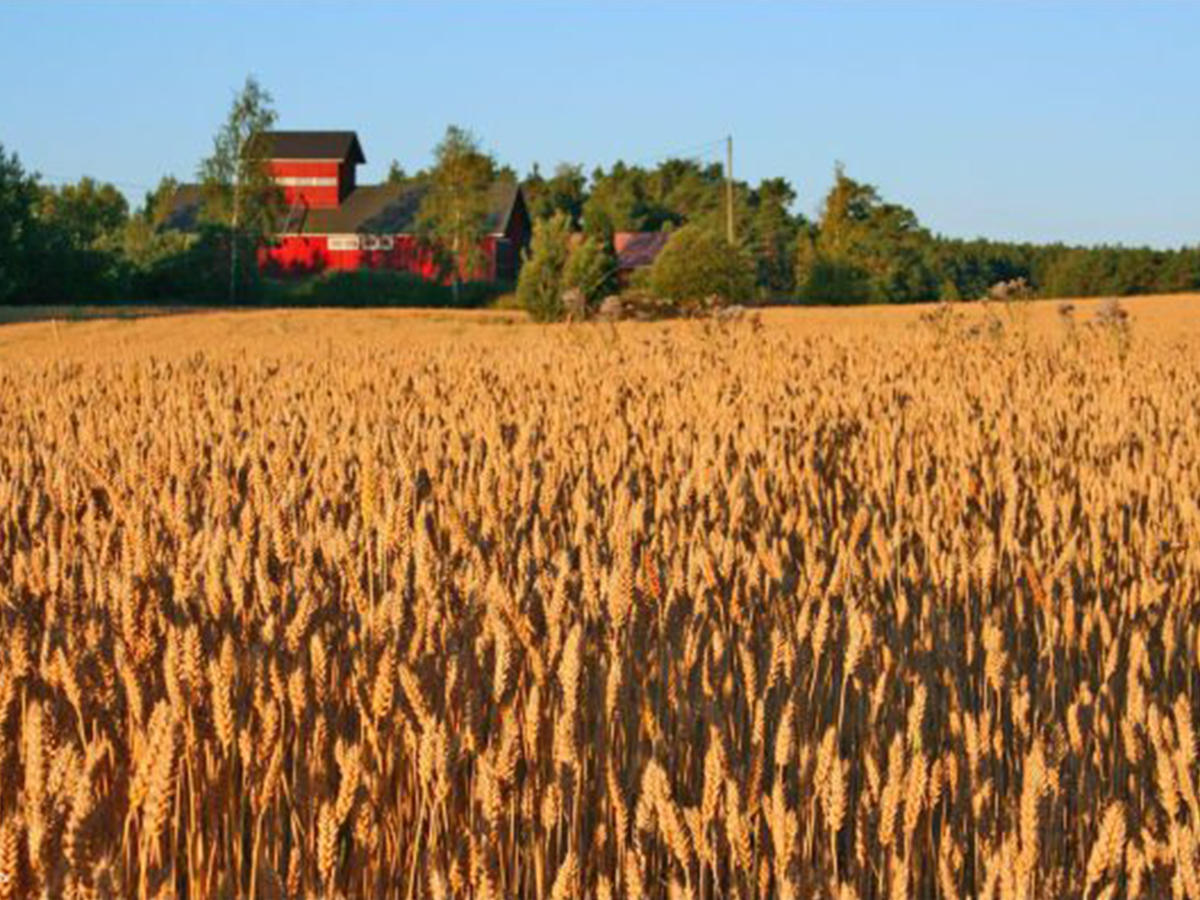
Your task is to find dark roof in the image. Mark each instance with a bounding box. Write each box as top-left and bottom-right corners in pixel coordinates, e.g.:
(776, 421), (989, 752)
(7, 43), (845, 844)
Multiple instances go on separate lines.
(614, 231), (670, 269)
(294, 184), (426, 234)
(252, 131), (366, 163)
(162, 181), (523, 236)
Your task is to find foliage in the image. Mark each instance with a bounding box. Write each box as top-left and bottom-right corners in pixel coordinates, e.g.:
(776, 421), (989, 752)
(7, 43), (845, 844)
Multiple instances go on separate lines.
(417, 125), (497, 294)
(798, 256), (873, 305)
(796, 165), (938, 303)
(0, 144), (44, 302)
(38, 177), (128, 248)
(197, 75), (281, 238)
(515, 212), (573, 321)
(522, 163), (587, 227)
(746, 177), (799, 296)
(582, 157), (740, 239)
(196, 75), (281, 303)
(561, 233), (616, 305)
(385, 161), (429, 187)
(268, 268), (508, 308)
(649, 224), (755, 309)
(126, 225), (259, 302)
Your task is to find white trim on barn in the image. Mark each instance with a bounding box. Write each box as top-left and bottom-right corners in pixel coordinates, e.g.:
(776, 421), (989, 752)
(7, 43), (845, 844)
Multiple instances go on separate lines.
(324, 235), (396, 252)
(274, 176), (339, 187)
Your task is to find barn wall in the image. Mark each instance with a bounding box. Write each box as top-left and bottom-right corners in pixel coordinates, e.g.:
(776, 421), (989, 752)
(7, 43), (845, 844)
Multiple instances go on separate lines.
(267, 161), (343, 209)
(259, 234), (503, 283)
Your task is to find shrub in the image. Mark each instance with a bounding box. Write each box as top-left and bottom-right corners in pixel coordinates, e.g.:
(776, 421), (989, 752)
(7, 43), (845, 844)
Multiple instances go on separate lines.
(797, 256), (872, 305)
(649, 225), (755, 310)
(562, 234), (616, 306)
(131, 225), (260, 304)
(270, 269), (507, 308)
(516, 213), (573, 321)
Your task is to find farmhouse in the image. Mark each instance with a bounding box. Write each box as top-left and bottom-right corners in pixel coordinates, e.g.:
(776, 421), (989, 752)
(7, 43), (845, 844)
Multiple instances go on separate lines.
(165, 130), (531, 281)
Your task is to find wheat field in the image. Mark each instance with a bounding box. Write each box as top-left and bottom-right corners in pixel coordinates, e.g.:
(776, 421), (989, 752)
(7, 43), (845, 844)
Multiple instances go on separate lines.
(1, 296), (1199, 898)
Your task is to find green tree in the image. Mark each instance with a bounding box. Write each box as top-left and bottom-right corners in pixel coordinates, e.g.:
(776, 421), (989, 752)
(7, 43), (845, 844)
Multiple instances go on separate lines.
(141, 176), (181, 228)
(0, 144), (41, 303)
(198, 75), (280, 302)
(796, 165), (937, 303)
(650, 224), (755, 309)
(582, 162), (649, 236)
(28, 176), (133, 302)
(119, 179), (191, 273)
(582, 158), (736, 238)
(524, 163), (587, 227)
(516, 212), (573, 321)
(747, 177), (799, 295)
(38, 177), (128, 248)
(562, 233), (617, 304)
(417, 125), (497, 302)
(800, 257), (872, 304)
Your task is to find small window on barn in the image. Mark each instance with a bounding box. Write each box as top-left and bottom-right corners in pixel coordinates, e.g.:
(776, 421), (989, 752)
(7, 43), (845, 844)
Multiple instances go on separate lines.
(378, 236), (394, 251)
(363, 236), (381, 251)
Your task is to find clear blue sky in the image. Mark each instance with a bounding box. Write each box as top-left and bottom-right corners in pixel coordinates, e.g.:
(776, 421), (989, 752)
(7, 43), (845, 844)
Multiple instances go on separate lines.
(2, 2), (1197, 248)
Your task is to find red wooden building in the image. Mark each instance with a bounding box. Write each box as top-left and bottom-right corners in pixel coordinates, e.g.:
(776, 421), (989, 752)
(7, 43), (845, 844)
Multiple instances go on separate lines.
(166, 130), (531, 281)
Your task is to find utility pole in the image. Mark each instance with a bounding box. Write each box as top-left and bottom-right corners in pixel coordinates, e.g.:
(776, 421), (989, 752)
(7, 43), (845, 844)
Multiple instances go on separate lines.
(725, 134), (735, 245)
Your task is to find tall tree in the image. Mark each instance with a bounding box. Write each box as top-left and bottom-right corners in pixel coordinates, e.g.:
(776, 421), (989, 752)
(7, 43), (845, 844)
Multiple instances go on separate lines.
(198, 75), (280, 302)
(0, 144), (41, 303)
(796, 165), (936, 303)
(747, 177), (799, 295)
(417, 125), (497, 301)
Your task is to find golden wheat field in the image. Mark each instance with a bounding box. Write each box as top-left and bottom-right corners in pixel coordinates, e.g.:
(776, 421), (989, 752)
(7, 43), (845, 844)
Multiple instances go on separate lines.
(1, 295), (1200, 899)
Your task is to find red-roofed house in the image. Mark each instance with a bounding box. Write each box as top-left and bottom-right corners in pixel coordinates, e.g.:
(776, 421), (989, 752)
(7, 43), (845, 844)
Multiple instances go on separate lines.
(613, 231), (670, 284)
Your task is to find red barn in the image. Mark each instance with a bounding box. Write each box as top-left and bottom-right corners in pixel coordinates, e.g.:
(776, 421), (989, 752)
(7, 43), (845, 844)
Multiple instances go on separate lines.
(165, 130), (531, 282)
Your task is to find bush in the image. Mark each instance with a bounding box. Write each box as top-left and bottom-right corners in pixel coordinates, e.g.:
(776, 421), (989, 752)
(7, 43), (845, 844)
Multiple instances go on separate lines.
(797, 256), (872, 305)
(270, 269), (508, 308)
(562, 234), (616, 306)
(649, 225), (755, 310)
(130, 226), (257, 303)
(516, 213), (572, 321)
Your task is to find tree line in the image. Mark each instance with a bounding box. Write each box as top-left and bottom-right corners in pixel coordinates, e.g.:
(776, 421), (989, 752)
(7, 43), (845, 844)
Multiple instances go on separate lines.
(2, 76), (1197, 306)
(520, 160), (1200, 306)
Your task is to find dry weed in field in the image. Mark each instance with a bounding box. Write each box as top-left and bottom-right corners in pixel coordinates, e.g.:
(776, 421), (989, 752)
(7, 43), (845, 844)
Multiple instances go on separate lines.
(0, 311), (1198, 898)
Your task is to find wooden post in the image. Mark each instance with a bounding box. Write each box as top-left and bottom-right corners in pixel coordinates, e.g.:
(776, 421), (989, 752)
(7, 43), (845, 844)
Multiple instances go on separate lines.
(725, 134), (735, 245)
